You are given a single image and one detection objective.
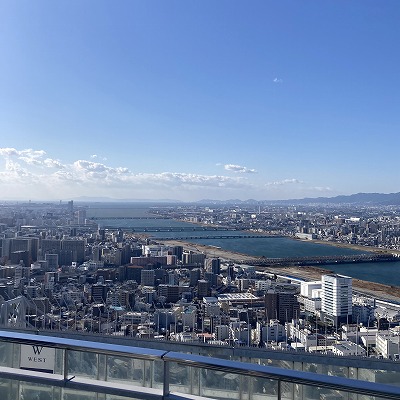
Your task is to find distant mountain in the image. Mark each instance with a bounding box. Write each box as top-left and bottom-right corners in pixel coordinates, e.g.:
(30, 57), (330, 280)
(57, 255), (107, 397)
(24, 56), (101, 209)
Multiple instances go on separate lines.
(197, 192), (400, 206)
(196, 199), (260, 205)
(69, 192), (400, 206)
(72, 196), (182, 203)
(282, 192), (400, 205)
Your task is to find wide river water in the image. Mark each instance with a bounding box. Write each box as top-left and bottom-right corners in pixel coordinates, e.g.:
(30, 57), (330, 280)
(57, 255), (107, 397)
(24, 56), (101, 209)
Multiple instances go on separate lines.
(84, 204), (400, 287)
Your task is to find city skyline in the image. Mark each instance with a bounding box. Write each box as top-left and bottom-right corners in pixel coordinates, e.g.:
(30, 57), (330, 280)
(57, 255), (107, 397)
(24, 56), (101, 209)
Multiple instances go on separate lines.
(1, 1), (399, 201)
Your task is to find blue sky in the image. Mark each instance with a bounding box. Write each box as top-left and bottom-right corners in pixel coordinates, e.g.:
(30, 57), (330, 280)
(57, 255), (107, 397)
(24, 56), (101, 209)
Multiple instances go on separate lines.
(0, 1), (399, 201)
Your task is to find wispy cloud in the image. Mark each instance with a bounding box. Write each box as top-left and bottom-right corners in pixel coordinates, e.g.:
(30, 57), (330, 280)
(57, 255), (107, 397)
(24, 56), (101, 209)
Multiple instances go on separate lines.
(223, 164), (257, 174)
(310, 186), (333, 192)
(0, 148), (46, 159)
(265, 178), (301, 186)
(273, 77), (283, 84)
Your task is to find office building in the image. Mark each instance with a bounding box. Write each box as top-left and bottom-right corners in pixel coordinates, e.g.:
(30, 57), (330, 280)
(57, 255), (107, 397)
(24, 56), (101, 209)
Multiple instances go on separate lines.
(321, 274), (353, 326)
(141, 269), (155, 287)
(61, 239), (85, 264)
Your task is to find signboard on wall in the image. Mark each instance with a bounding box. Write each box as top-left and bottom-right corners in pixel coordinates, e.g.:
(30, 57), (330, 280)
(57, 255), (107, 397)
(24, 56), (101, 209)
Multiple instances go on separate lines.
(20, 344), (56, 373)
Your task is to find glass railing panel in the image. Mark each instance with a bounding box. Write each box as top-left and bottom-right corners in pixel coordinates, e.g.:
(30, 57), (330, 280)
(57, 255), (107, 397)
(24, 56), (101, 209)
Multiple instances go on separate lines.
(198, 368), (241, 399)
(240, 374), (248, 399)
(67, 350), (98, 379)
(143, 359), (153, 388)
(168, 361), (190, 394)
(133, 358), (146, 386)
(303, 362), (321, 374)
(248, 376), (278, 400)
(292, 383), (303, 400)
(191, 364), (200, 396)
(349, 366), (358, 380)
(0, 378), (18, 398)
(103, 354), (164, 390)
(19, 381), (61, 400)
(358, 368), (400, 388)
(62, 387), (98, 399)
(0, 341), (15, 367)
(106, 354), (133, 382)
(259, 358), (293, 369)
(151, 359), (164, 391)
(326, 364), (349, 379)
(348, 394), (375, 400)
(280, 380), (294, 400)
(296, 384), (349, 400)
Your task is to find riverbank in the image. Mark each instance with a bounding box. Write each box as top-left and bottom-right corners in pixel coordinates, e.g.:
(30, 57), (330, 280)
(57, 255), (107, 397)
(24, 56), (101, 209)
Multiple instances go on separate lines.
(292, 237), (397, 254)
(161, 239), (400, 303)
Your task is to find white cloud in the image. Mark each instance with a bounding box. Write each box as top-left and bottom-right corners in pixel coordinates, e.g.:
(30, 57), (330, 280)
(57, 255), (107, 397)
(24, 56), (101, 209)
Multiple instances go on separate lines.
(0, 148), (46, 159)
(273, 78), (283, 83)
(0, 148), (253, 200)
(265, 178), (301, 186)
(224, 164), (257, 174)
(43, 158), (64, 169)
(0, 147), (66, 170)
(310, 186), (333, 192)
(0, 148), (19, 157)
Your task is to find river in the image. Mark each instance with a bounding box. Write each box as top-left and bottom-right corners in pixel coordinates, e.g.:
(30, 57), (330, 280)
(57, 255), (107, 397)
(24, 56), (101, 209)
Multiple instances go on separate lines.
(84, 204), (400, 287)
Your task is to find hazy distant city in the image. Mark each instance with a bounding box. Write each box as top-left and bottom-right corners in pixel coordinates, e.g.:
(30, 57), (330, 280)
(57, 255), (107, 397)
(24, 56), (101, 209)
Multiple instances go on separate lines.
(1, 199), (400, 360)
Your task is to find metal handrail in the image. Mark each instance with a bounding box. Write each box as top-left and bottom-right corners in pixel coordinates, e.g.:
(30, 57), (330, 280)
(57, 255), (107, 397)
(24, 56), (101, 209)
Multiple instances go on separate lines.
(0, 329), (167, 360)
(165, 352), (400, 399)
(1, 330), (400, 399)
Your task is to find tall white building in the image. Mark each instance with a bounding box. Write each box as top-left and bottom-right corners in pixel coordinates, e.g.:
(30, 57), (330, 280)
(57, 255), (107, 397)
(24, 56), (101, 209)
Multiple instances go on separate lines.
(321, 274), (352, 326)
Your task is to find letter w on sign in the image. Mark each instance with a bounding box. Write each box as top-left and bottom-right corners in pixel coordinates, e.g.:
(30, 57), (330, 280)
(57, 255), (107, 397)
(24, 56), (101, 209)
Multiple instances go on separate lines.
(32, 346), (43, 355)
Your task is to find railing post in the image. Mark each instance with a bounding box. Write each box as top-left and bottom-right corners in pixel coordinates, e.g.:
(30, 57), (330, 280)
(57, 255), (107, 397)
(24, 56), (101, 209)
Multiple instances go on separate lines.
(63, 348), (68, 381)
(163, 359), (170, 398)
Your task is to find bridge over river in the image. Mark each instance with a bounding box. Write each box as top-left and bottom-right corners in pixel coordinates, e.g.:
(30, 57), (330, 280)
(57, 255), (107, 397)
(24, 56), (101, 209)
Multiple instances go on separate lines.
(232, 253), (398, 267)
(88, 216), (171, 220)
(102, 226), (237, 232)
(158, 234), (282, 240)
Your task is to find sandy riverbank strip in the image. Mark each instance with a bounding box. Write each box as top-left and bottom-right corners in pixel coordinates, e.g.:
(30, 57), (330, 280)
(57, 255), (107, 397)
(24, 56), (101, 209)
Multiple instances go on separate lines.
(160, 239), (400, 303)
(294, 237), (400, 255)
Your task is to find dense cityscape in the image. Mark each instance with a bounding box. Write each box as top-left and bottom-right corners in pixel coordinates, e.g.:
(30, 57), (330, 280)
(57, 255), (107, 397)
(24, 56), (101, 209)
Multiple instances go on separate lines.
(1, 200), (400, 360)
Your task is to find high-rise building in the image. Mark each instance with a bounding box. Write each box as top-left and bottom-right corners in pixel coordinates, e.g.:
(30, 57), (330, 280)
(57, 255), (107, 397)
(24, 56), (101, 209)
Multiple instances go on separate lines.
(158, 284), (180, 303)
(45, 253), (59, 270)
(204, 272), (218, 288)
(205, 258), (221, 275)
(91, 284), (108, 303)
(321, 274), (352, 326)
(141, 269), (155, 287)
(168, 271), (179, 285)
(61, 239), (85, 264)
(264, 286), (300, 323)
(170, 246), (183, 261)
(182, 252), (206, 266)
(189, 269), (201, 287)
(197, 279), (210, 299)
(4, 238), (39, 263)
